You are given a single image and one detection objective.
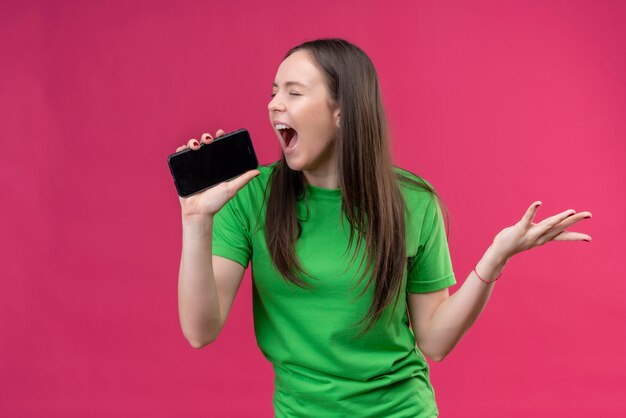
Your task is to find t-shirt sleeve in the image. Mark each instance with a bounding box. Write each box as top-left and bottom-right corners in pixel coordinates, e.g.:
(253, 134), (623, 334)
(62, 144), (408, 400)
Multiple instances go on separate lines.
(212, 195), (252, 269)
(406, 195), (456, 293)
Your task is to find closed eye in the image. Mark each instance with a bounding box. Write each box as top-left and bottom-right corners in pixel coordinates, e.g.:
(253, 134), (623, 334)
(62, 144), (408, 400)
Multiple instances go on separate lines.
(270, 92), (301, 98)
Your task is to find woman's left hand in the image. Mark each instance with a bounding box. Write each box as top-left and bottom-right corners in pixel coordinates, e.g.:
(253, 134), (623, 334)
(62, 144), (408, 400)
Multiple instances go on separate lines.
(490, 201), (592, 261)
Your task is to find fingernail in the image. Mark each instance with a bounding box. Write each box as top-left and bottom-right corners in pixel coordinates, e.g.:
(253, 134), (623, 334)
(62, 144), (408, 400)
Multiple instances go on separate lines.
(193, 141), (199, 146)
(583, 239), (590, 242)
(584, 215), (591, 219)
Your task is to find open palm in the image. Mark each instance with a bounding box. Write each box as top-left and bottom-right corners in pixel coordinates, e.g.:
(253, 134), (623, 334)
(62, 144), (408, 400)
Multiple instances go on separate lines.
(492, 201), (592, 260)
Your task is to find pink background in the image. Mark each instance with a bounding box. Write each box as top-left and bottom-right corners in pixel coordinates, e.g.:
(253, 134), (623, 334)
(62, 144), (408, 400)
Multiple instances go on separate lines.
(1, 0), (624, 416)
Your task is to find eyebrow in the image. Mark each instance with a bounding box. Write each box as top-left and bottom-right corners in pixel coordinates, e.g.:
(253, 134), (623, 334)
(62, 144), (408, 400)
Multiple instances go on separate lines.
(272, 81), (307, 88)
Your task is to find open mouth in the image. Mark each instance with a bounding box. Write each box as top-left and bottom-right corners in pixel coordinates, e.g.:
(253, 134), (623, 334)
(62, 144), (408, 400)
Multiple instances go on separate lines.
(277, 125), (299, 151)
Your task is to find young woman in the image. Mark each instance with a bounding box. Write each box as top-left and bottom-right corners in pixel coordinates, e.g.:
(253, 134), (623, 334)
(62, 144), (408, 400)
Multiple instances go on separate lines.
(175, 38), (592, 417)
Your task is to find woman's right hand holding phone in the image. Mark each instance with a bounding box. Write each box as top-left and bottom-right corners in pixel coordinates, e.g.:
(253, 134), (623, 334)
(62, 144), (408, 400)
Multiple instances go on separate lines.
(176, 129), (260, 221)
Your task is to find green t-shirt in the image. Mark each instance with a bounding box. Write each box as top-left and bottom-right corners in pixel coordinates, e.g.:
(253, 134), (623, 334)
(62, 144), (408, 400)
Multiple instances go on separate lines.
(212, 162), (456, 417)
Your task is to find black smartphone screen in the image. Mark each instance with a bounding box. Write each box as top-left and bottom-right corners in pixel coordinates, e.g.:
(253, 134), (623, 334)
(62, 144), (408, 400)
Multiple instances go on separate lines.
(167, 129), (258, 197)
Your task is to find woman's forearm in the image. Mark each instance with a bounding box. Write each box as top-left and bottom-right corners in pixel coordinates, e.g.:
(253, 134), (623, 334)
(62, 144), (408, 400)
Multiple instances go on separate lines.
(178, 215), (222, 348)
(422, 245), (509, 361)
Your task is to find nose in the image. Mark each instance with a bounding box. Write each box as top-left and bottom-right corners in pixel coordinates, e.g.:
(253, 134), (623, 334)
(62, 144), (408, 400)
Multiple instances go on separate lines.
(268, 94), (285, 112)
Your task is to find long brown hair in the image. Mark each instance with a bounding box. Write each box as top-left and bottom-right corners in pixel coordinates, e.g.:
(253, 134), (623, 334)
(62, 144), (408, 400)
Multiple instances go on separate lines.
(264, 38), (448, 337)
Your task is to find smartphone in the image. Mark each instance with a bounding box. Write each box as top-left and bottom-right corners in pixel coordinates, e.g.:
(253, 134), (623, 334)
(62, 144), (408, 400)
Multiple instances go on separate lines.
(167, 128), (258, 197)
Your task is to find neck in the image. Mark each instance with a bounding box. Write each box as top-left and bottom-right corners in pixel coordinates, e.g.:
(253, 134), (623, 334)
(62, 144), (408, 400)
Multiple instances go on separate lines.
(302, 169), (339, 189)
(296, 141), (340, 189)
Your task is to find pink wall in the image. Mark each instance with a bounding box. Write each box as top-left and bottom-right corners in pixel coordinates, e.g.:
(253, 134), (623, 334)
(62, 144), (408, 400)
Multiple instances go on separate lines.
(1, 1), (624, 416)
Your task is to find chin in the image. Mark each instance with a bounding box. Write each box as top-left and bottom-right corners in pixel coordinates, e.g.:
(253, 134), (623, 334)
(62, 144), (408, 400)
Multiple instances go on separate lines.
(283, 155), (305, 172)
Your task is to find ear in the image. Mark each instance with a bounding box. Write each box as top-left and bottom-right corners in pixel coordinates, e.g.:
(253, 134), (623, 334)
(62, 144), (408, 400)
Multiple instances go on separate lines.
(333, 108), (341, 127)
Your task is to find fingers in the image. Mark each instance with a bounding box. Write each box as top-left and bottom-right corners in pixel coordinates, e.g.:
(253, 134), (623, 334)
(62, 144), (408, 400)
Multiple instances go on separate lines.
(201, 132), (213, 144)
(538, 208), (578, 229)
(552, 230), (592, 242)
(187, 138), (201, 150)
(540, 211), (593, 242)
(520, 201), (593, 243)
(521, 201), (542, 226)
(175, 129), (224, 152)
(553, 211), (592, 229)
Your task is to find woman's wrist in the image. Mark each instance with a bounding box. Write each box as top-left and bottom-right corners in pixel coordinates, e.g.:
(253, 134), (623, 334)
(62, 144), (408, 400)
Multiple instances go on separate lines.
(475, 245), (510, 282)
(486, 243), (510, 265)
(182, 213), (215, 235)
